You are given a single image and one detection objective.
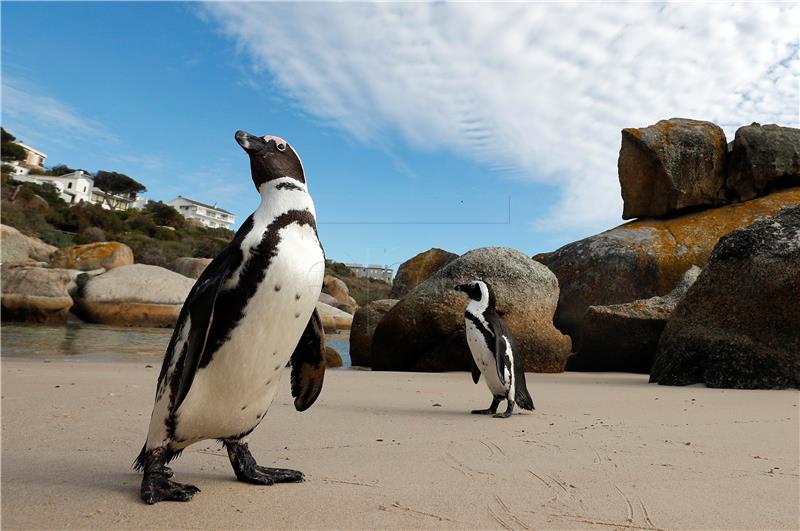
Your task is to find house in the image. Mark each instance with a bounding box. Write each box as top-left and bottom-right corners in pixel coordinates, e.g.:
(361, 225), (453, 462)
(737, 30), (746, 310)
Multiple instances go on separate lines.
(345, 263), (393, 283)
(167, 196), (236, 230)
(12, 170), (93, 205)
(15, 142), (47, 170)
(12, 170), (144, 211)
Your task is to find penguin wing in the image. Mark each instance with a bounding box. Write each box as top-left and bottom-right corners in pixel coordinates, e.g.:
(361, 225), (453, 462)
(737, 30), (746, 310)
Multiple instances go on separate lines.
(487, 313), (512, 386)
(169, 247), (238, 414)
(469, 356), (481, 384)
(290, 308), (326, 411)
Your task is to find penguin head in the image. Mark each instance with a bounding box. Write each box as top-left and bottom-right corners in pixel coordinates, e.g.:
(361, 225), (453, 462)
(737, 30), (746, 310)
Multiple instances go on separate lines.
(454, 280), (496, 308)
(235, 130), (305, 190)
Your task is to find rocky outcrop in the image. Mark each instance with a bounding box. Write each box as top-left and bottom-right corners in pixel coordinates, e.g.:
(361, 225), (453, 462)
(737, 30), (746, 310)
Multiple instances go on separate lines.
(318, 292), (339, 306)
(568, 266), (701, 373)
(0, 224), (57, 264)
(324, 346), (343, 368)
(174, 257), (212, 279)
(50, 242), (134, 271)
(390, 248), (458, 298)
(537, 187), (800, 343)
(349, 299), (399, 367)
(73, 264), (194, 327)
(726, 123), (800, 202)
(321, 275), (357, 313)
(372, 247), (571, 372)
(1, 266), (79, 324)
(651, 206), (800, 389)
(619, 118), (728, 219)
(316, 302), (353, 333)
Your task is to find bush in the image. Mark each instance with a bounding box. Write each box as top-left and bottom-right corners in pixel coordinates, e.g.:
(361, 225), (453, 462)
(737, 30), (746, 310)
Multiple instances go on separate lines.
(81, 226), (106, 243)
(145, 201), (184, 229)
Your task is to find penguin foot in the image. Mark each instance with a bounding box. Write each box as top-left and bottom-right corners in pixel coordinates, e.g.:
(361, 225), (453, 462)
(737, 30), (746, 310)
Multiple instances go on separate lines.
(140, 470), (200, 504)
(226, 441), (304, 486)
(471, 408), (498, 415)
(492, 400), (515, 419)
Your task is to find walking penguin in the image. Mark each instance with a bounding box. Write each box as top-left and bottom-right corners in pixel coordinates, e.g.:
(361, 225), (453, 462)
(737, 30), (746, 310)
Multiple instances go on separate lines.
(454, 280), (535, 418)
(134, 130), (327, 504)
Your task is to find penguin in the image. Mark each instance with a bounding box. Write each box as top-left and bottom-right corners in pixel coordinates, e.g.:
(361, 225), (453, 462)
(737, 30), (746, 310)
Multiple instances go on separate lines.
(134, 130), (327, 504)
(454, 280), (534, 418)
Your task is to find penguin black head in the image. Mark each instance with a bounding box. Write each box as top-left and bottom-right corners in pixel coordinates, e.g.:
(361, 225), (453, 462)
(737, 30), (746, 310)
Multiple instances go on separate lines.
(454, 280), (496, 309)
(235, 130), (305, 190)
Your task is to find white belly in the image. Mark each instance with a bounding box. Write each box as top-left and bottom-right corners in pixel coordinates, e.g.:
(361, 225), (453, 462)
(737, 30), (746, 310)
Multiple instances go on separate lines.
(465, 319), (508, 396)
(174, 224), (324, 445)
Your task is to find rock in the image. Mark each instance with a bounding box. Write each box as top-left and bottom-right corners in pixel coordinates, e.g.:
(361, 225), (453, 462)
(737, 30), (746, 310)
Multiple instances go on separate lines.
(537, 188), (800, 343)
(726, 123), (800, 202)
(390, 248), (458, 298)
(322, 275), (351, 305)
(324, 346), (343, 368)
(49, 241), (134, 271)
(316, 302), (353, 333)
(73, 264), (195, 327)
(568, 266), (701, 373)
(0, 224), (57, 263)
(372, 247), (571, 372)
(651, 206), (800, 389)
(349, 299), (399, 367)
(1, 266), (79, 324)
(333, 302), (357, 315)
(619, 118), (728, 219)
(174, 257), (213, 279)
(318, 292), (338, 306)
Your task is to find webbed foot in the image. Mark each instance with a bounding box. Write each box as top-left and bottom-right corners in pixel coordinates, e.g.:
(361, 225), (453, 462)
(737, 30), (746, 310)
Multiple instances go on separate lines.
(140, 469), (199, 504)
(471, 396), (502, 415)
(492, 400), (514, 418)
(226, 441), (304, 485)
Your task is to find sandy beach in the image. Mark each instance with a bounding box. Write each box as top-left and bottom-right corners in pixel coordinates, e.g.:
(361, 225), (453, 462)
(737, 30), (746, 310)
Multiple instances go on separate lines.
(1, 359), (798, 530)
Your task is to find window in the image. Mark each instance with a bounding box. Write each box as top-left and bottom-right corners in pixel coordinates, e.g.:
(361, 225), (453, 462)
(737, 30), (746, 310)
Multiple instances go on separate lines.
(68, 182), (72, 188)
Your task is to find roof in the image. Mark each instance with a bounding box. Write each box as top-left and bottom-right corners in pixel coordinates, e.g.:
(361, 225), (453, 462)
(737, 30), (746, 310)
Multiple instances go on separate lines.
(15, 142), (47, 158)
(169, 196), (234, 215)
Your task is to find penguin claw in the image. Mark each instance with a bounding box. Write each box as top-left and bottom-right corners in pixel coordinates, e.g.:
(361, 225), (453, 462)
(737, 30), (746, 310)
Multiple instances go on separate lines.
(140, 472), (200, 504)
(237, 465), (304, 485)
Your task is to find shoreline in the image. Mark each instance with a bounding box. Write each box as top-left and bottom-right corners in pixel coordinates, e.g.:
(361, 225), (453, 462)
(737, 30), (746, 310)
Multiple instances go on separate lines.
(2, 358), (798, 529)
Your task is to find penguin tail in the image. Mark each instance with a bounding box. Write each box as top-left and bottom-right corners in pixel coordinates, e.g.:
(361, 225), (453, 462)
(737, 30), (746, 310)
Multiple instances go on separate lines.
(132, 444), (147, 472)
(515, 387), (535, 411)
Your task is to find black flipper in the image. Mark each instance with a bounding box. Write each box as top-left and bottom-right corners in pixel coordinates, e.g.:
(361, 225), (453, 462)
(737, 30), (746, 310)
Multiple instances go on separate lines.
(470, 356), (481, 384)
(488, 313), (512, 386)
(290, 308), (326, 411)
(169, 248), (238, 413)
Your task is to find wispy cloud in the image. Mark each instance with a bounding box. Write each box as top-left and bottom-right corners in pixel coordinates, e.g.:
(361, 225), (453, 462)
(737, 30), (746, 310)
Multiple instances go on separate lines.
(2, 77), (117, 148)
(202, 2), (799, 234)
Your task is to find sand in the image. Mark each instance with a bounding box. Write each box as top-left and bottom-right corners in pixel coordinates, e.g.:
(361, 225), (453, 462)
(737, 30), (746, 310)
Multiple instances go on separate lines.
(1, 359), (798, 530)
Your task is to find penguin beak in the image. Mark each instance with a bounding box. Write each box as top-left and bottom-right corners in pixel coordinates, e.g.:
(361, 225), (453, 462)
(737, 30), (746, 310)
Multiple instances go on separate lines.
(235, 130), (267, 154)
(454, 284), (468, 293)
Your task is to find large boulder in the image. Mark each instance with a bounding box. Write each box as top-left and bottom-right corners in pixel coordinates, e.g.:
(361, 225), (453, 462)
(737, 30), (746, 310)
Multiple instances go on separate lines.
(316, 302), (353, 333)
(1, 266), (78, 324)
(322, 275), (349, 303)
(651, 206), (800, 389)
(372, 247), (571, 372)
(73, 264), (194, 327)
(0, 224), (57, 264)
(568, 266), (701, 373)
(726, 123), (800, 202)
(50, 241), (134, 271)
(619, 118), (728, 219)
(390, 248), (458, 298)
(173, 257), (212, 279)
(536, 188), (800, 343)
(349, 299), (399, 367)
(324, 346), (343, 368)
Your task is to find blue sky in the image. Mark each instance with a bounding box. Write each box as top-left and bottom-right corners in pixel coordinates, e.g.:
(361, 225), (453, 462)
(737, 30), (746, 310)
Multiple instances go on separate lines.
(2, 2), (798, 270)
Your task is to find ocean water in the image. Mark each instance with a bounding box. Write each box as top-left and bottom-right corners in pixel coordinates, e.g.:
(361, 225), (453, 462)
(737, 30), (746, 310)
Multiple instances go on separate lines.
(0, 322), (352, 367)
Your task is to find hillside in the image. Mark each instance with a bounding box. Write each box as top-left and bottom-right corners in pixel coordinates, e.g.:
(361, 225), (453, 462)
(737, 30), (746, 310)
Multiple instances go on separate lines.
(324, 261), (392, 305)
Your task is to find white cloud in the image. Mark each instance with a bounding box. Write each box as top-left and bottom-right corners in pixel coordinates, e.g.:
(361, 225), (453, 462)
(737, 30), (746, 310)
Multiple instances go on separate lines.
(2, 77), (117, 148)
(203, 2), (799, 234)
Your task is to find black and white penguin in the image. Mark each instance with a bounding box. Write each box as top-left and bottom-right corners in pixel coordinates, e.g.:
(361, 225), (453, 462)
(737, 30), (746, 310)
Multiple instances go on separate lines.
(454, 280), (534, 418)
(134, 130), (327, 504)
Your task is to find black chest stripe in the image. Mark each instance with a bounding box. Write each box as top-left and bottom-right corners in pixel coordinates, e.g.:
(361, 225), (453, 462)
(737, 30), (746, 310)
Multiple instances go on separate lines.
(198, 209), (319, 368)
(275, 182), (304, 191)
(465, 312), (495, 354)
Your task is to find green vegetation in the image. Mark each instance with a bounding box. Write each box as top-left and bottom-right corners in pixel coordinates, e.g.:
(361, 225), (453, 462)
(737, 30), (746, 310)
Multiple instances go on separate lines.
(1, 174), (234, 268)
(324, 260), (392, 305)
(1, 128), (27, 162)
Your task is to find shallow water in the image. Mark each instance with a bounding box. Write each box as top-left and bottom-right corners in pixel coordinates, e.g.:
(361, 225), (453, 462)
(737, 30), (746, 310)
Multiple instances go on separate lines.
(0, 322), (352, 367)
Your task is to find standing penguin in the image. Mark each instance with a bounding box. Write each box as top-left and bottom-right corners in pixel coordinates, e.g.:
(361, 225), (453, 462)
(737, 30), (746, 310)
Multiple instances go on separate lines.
(454, 280), (534, 418)
(134, 131), (327, 504)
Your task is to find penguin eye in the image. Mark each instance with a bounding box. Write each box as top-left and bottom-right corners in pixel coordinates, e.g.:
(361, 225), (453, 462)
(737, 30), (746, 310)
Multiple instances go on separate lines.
(276, 143), (286, 152)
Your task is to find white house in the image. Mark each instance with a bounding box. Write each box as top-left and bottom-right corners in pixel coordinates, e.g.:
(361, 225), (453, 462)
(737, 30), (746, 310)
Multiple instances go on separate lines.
(12, 171), (94, 205)
(16, 142), (47, 170)
(167, 196), (236, 230)
(345, 263), (394, 283)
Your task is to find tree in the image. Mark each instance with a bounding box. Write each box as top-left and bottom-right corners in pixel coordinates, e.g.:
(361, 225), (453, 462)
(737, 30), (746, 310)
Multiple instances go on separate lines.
(48, 164), (87, 176)
(93, 170), (147, 209)
(1, 128), (26, 162)
(144, 201), (184, 229)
